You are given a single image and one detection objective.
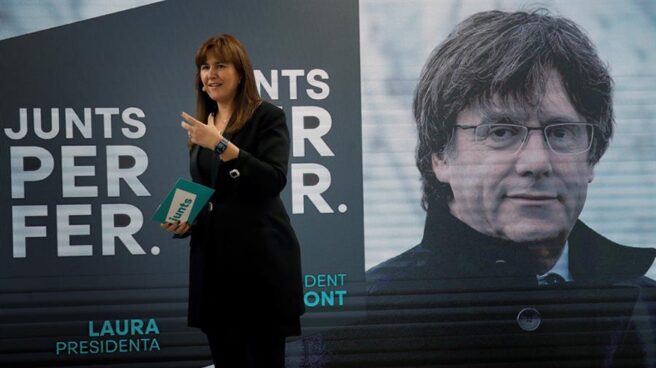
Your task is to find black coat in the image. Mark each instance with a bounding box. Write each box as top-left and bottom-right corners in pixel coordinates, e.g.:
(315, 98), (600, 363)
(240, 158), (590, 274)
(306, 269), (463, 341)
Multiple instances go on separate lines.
(185, 101), (304, 336)
(296, 201), (656, 367)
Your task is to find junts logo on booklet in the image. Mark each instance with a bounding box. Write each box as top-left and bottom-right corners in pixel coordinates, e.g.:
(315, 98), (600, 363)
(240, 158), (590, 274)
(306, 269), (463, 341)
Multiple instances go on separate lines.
(151, 178), (213, 224)
(166, 189), (196, 223)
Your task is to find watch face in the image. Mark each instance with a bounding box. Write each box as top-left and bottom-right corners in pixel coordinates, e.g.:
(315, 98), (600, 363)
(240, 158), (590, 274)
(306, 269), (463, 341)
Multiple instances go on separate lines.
(215, 138), (228, 154)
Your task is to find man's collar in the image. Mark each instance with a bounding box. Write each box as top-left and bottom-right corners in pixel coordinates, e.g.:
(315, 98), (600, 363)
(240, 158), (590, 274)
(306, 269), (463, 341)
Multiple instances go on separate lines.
(568, 221), (655, 282)
(421, 199), (656, 283)
(537, 241), (573, 283)
(421, 199), (540, 276)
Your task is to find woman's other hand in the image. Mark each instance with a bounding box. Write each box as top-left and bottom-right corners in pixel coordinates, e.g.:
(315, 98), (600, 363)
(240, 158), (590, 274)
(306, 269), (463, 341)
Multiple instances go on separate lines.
(181, 112), (221, 149)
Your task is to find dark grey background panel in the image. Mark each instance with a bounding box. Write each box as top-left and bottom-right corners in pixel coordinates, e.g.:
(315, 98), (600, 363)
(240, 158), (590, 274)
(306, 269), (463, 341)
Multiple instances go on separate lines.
(0, 0), (361, 366)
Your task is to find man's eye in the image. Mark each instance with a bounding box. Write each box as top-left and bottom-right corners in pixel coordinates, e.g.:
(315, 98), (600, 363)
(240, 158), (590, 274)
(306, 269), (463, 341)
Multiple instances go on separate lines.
(551, 128), (568, 138)
(487, 125), (520, 139)
(200, 64), (209, 70)
(548, 125), (584, 140)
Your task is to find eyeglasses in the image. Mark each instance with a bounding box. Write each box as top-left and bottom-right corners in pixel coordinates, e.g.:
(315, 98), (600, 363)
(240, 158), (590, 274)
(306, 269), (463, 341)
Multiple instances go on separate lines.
(455, 123), (594, 155)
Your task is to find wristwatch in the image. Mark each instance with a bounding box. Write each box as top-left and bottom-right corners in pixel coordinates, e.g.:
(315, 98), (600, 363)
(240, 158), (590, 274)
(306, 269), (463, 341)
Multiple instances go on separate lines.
(214, 137), (229, 155)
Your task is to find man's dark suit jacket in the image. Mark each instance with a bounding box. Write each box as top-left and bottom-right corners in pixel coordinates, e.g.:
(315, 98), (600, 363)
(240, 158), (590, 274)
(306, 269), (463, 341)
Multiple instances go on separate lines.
(296, 200), (656, 367)
(185, 101), (304, 336)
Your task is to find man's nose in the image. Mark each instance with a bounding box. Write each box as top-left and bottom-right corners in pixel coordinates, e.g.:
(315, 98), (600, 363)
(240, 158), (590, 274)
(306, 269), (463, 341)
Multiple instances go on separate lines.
(514, 130), (552, 177)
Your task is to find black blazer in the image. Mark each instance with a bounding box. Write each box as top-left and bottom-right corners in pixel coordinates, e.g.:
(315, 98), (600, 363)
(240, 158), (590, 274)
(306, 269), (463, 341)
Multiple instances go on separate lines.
(186, 101), (304, 335)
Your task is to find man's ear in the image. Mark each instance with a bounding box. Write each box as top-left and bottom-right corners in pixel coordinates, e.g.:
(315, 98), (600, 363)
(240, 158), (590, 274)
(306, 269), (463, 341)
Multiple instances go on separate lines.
(587, 163), (595, 183)
(431, 152), (451, 184)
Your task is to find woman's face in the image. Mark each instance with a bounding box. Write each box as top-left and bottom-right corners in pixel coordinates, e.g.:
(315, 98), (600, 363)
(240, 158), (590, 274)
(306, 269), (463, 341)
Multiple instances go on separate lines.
(200, 53), (241, 106)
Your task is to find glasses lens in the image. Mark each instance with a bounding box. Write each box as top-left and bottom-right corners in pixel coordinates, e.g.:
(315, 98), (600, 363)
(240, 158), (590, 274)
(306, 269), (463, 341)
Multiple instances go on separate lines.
(474, 124), (526, 150)
(545, 123), (593, 154)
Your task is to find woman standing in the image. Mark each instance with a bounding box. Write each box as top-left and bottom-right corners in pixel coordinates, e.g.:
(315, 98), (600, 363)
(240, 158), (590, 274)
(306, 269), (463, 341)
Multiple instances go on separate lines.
(161, 34), (304, 367)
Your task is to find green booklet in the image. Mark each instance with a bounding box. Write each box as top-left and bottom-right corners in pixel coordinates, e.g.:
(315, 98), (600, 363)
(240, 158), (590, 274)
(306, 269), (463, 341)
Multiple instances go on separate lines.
(152, 178), (214, 224)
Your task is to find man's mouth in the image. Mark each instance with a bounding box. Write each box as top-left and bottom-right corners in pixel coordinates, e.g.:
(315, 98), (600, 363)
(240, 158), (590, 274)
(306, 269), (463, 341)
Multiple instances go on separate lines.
(208, 82), (221, 88)
(506, 192), (559, 202)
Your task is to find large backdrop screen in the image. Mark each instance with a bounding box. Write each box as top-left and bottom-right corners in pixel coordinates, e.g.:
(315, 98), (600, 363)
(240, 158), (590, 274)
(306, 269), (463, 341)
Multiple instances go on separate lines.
(1, 0), (655, 367)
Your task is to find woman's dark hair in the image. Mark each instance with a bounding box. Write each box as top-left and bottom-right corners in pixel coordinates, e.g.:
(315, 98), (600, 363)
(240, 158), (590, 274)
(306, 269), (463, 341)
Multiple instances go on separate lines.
(190, 34), (261, 147)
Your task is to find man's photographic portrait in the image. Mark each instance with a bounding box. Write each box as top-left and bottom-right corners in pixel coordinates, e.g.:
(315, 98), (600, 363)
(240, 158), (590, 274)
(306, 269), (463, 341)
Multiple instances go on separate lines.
(296, 4), (656, 367)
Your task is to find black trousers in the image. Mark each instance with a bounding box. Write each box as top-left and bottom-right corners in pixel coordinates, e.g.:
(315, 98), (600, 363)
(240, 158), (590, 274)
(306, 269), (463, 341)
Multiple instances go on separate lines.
(205, 328), (286, 368)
